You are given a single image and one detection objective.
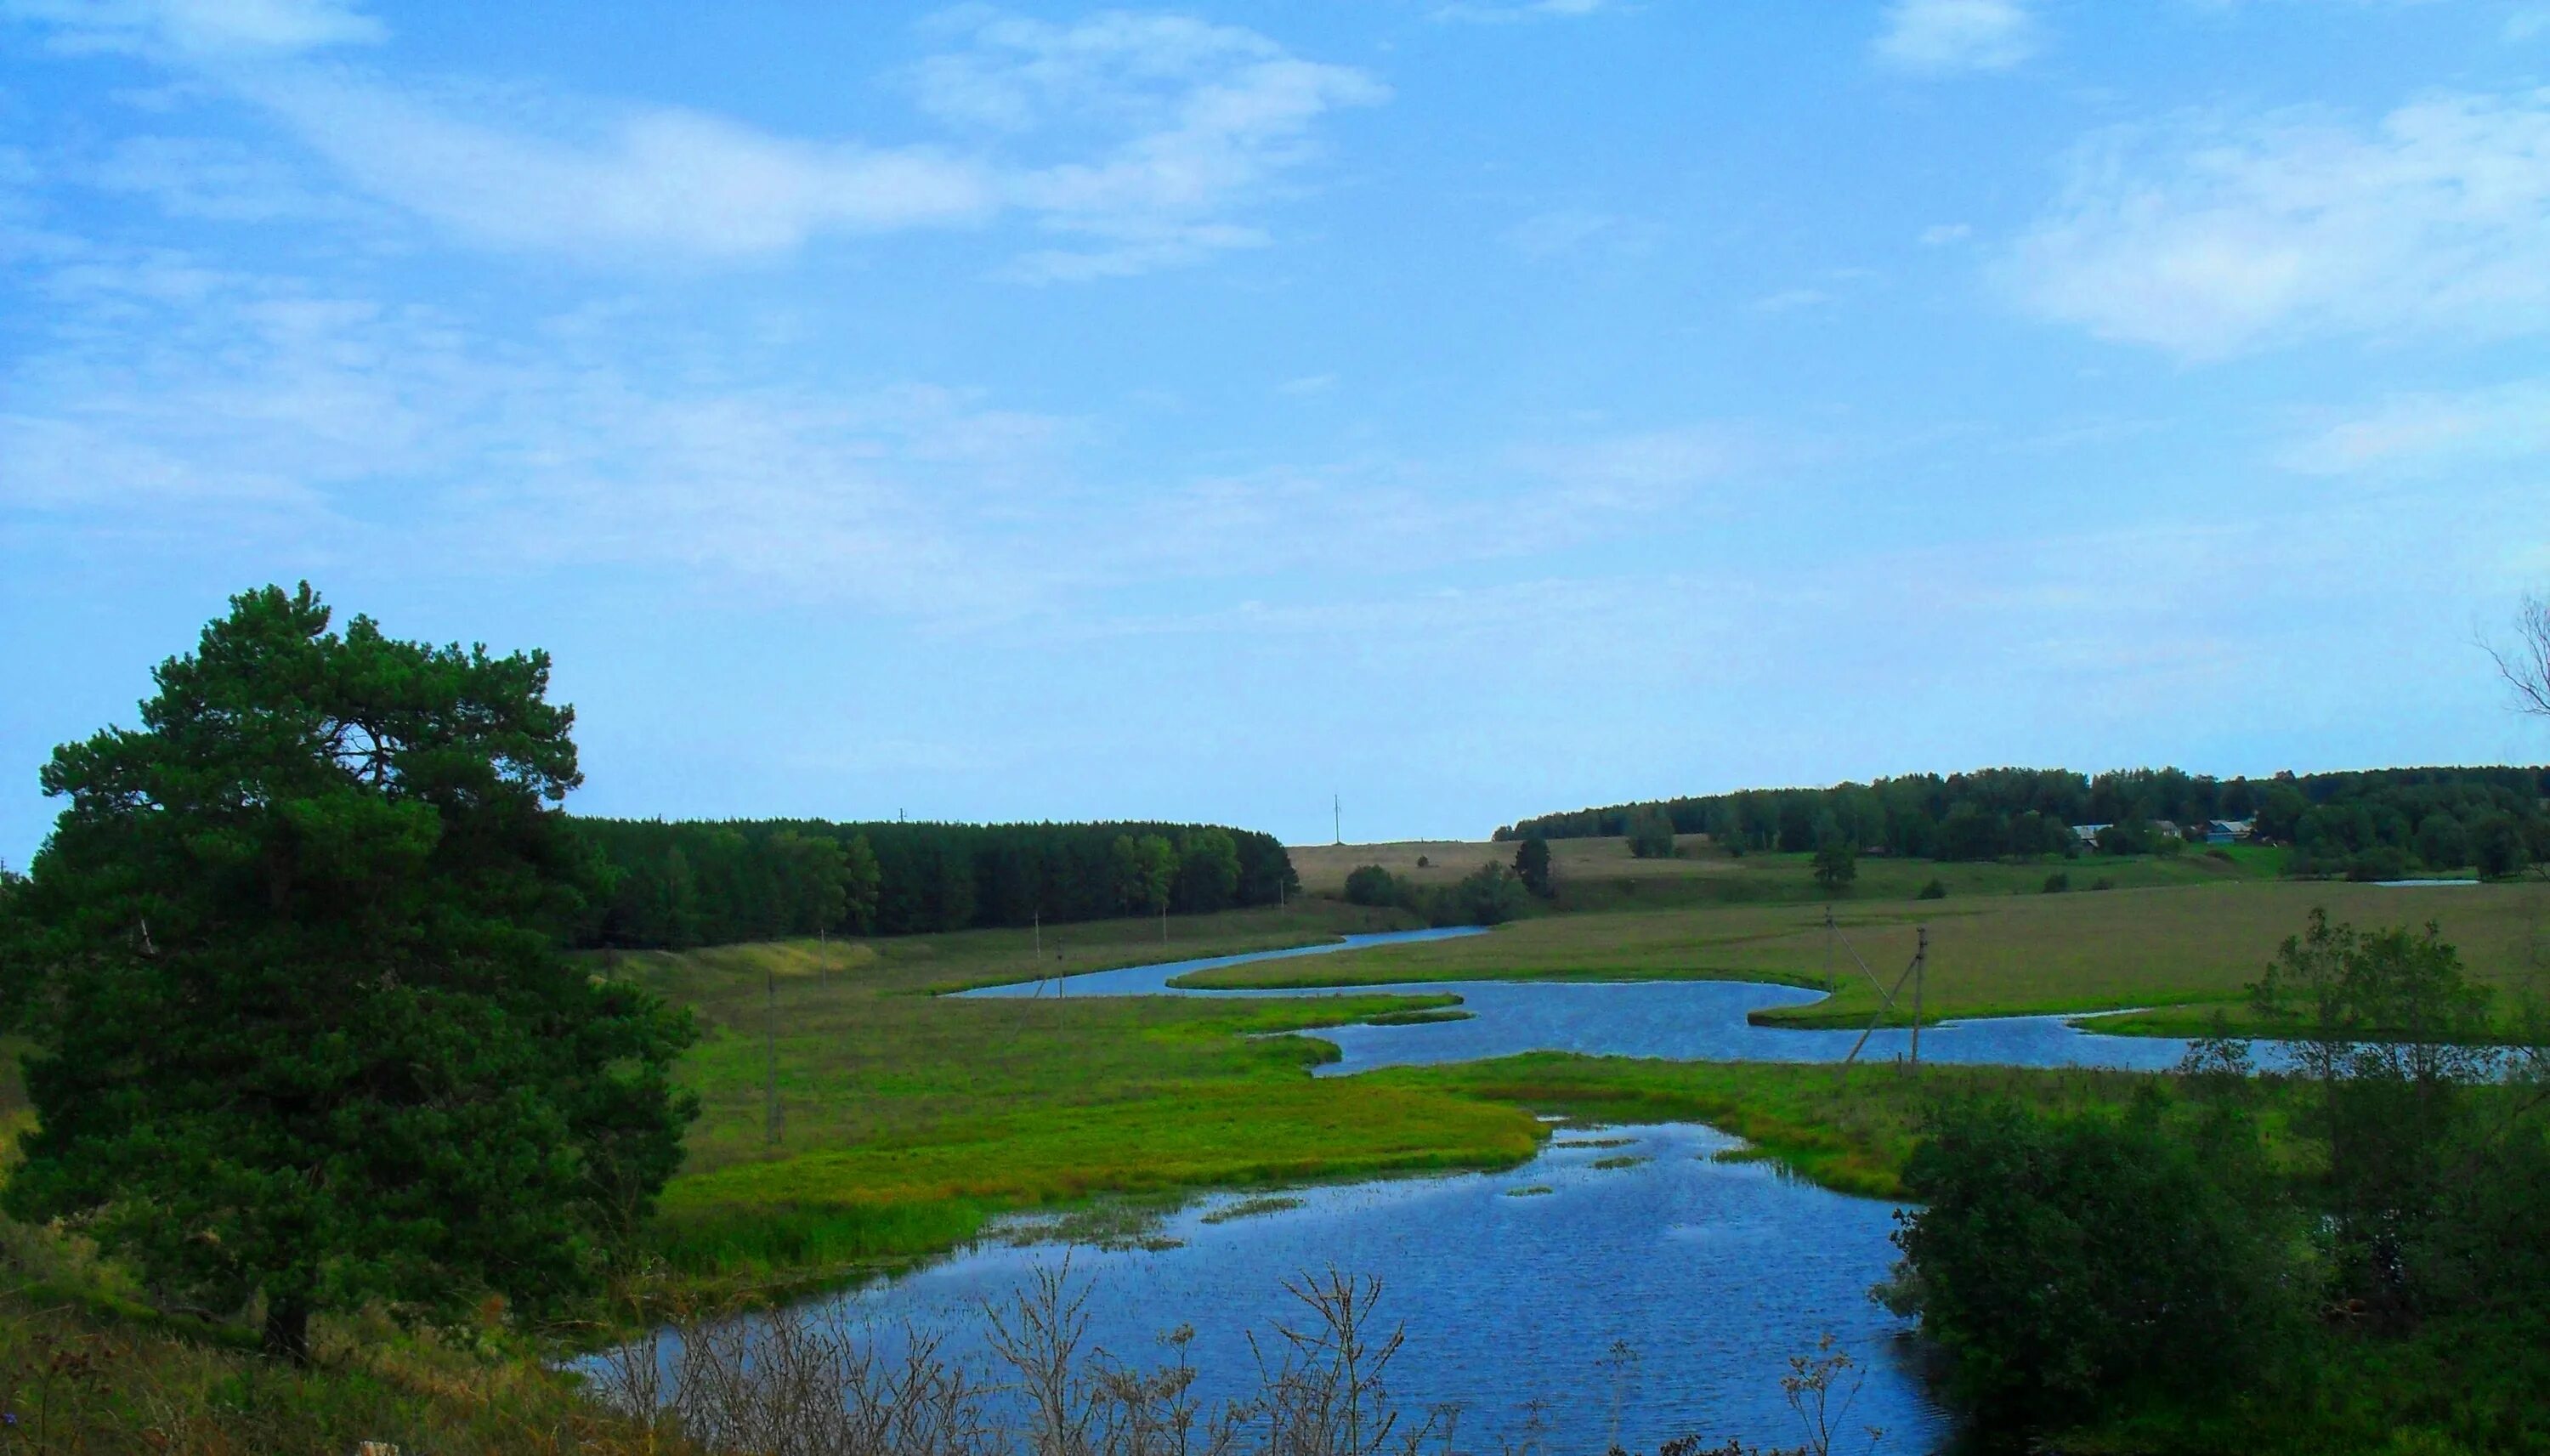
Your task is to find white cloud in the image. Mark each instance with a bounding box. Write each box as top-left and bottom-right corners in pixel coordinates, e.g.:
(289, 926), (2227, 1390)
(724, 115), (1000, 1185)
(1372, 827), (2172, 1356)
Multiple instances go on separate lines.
(1873, 0), (2037, 75)
(2279, 379), (2550, 473)
(85, 133), (360, 222)
(245, 73), (995, 259)
(1277, 373), (1336, 395)
(1751, 287), (1835, 313)
(1506, 208), (1617, 258)
(1918, 222), (1972, 246)
(1508, 425), (1763, 513)
(8, 4), (1384, 276)
(1428, 0), (1626, 22)
(2009, 90), (2550, 358)
(926, 12), (1387, 280)
(1, 233), (1774, 615)
(3, 0), (382, 56)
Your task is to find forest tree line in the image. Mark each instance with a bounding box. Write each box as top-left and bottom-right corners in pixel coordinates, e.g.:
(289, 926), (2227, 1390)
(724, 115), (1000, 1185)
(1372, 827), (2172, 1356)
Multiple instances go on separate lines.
(1498, 765), (2550, 875)
(575, 818), (1300, 949)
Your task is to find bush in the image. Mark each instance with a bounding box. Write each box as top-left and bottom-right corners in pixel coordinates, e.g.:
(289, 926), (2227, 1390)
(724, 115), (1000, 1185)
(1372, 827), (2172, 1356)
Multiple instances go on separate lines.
(1917, 878), (1947, 900)
(2042, 871), (2070, 893)
(1886, 1096), (2304, 1432)
(1810, 841), (1857, 894)
(2474, 813), (2530, 878)
(1625, 809), (1677, 859)
(2344, 846), (2412, 882)
(1342, 864), (1403, 908)
(1441, 862), (1530, 926)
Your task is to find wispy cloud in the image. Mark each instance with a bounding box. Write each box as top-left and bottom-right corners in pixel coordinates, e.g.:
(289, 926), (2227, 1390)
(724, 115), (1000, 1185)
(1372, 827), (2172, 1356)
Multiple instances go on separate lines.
(3, 0), (383, 57)
(246, 72), (996, 260)
(1428, 0), (1626, 24)
(1918, 222), (1972, 246)
(2009, 89), (2550, 358)
(1873, 0), (2037, 75)
(1503, 207), (1658, 261)
(3, 1), (1386, 278)
(2279, 379), (2550, 474)
(1751, 287), (1835, 314)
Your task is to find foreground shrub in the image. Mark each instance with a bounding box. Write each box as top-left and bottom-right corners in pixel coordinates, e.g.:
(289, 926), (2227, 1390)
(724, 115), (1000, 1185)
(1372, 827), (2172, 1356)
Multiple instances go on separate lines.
(1882, 1094), (2304, 1432)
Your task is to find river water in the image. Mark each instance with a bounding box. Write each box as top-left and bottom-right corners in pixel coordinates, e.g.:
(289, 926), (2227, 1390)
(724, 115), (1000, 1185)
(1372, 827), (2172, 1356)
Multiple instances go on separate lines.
(638, 929), (2267, 1453)
(958, 926), (2207, 1074)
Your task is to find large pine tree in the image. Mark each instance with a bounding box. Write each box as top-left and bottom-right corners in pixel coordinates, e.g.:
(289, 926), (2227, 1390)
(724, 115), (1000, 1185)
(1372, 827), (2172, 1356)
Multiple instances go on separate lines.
(8, 584), (694, 1361)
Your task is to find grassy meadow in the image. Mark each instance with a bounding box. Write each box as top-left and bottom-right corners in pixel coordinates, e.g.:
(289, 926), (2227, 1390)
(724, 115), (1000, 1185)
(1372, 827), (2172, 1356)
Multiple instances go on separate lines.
(610, 849), (2550, 1295)
(1372, 1052), (2326, 1199)
(1290, 832), (2286, 910)
(1195, 847), (2550, 1036)
(603, 902), (1544, 1293)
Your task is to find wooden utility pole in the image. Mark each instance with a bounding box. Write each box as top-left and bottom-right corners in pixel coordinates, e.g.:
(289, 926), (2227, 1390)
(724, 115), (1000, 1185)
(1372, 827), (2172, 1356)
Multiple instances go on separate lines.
(764, 966), (783, 1145)
(1822, 906), (1835, 991)
(1033, 908), (1041, 960)
(1908, 926), (1927, 1072)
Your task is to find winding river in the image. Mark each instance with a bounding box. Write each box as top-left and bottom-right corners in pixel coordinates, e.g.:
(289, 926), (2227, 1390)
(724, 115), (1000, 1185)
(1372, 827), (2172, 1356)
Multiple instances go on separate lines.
(956, 926), (2213, 1074)
(635, 929), (2280, 1453)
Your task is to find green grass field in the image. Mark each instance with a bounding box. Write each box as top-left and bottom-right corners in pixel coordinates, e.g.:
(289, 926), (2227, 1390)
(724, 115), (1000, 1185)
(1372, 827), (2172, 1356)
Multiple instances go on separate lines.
(604, 902), (1543, 1293)
(602, 858), (2548, 1298)
(1186, 862), (2550, 1037)
(1289, 834), (2287, 910)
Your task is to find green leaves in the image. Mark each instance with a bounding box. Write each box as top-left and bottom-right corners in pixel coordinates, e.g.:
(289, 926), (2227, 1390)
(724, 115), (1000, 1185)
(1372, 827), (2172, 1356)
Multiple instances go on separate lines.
(1890, 1095), (2304, 1429)
(8, 583), (694, 1358)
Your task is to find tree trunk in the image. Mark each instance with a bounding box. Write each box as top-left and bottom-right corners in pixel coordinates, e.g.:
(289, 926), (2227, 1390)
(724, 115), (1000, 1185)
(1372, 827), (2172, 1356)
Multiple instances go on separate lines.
(263, 1294), (312, 1365)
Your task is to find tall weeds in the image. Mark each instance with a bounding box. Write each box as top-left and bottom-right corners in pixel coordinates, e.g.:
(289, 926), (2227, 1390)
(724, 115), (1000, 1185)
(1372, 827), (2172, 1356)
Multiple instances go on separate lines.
(591, 1263), (1852, 1456)
(593, 1263), (1621, 1456)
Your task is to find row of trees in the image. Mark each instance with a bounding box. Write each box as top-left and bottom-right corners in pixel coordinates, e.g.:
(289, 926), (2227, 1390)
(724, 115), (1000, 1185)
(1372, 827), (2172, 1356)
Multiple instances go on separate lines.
(1499, 764), (2550, 873)
(575, 817), (1299, 949)
(1887, 912), (2548, 1448)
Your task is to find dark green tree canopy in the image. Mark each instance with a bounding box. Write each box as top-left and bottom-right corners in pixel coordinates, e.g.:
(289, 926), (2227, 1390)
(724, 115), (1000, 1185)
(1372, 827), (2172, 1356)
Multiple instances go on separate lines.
(1499, 763), (2550, 871)
(1511, 835), (1554, 897)
(8, 584), (694, 1362)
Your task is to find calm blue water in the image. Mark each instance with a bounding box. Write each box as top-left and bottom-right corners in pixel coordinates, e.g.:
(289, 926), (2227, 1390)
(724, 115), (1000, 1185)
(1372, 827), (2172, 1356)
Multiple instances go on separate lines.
(959, 926), (2214, 1074)
(654, 929), (2274, 1453)
(705, 1123), (1950, 1455)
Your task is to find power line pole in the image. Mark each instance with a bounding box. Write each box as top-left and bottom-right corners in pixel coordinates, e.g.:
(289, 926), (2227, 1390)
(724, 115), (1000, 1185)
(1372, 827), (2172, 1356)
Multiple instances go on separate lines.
(764, 964), (783, 1145)
(1333, 793), (1341, 846)
(1822, 905), (1835, 992)
(1033, 907), (1041, 960)
(1908, 926), (1927, 1073)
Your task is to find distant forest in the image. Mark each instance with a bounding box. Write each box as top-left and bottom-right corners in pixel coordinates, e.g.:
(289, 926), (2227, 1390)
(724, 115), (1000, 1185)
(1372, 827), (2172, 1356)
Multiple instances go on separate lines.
(574, 819), (1299, 949)
(1497, 766), (2550, 875)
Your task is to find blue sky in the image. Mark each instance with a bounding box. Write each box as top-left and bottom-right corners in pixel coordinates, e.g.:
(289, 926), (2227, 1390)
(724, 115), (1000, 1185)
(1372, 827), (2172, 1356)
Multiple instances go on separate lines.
(5, 0), (2550, 860)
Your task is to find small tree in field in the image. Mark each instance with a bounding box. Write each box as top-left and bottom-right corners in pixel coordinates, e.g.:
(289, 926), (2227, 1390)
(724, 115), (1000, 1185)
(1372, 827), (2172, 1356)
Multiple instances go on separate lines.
(1625, 808), (1677, 859)
(6, 585), (696, 1362)
(1512, 835), (1554, 898)
(1811, 839), (1858, 895)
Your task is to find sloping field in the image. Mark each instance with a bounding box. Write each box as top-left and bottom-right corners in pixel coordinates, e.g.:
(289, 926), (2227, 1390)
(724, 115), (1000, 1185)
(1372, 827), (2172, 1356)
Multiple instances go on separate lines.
(1182, 878), (2550, 1034)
